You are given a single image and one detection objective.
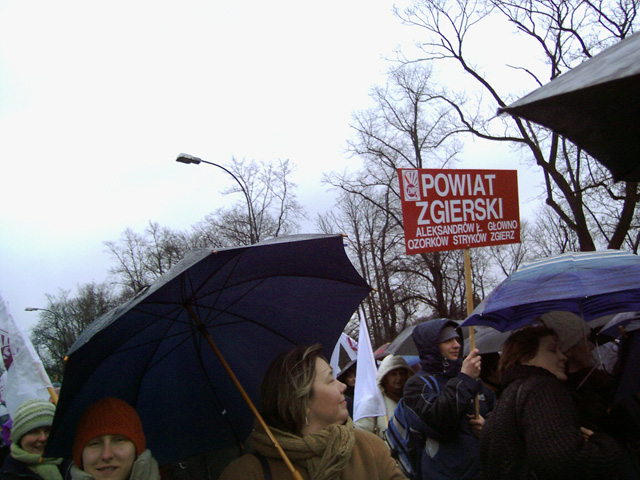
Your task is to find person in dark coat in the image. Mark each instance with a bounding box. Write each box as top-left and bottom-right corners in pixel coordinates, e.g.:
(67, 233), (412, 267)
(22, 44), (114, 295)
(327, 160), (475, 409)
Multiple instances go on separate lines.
(337, 360), (356, 418)
(480, 325), (623, 480)
(402, 319), (494, 480)
(0, 399), (71, 480)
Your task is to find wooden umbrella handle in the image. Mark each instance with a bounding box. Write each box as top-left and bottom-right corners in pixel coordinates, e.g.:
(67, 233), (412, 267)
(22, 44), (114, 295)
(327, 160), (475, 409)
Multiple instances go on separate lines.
(187, 305), (304, 480)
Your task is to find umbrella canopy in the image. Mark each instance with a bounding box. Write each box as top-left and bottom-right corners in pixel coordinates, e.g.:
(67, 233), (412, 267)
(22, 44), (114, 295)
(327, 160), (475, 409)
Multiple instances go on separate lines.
(462, 250), (640, 332)
(373, 342), (389, 359)
(600, 312), (640, 338)
(463, 312), (615, 354)
(499, 32), (640, 182)
(46, 234), (371, 465)
(463, 326), (512, 354)
(379, 325), (418, 358)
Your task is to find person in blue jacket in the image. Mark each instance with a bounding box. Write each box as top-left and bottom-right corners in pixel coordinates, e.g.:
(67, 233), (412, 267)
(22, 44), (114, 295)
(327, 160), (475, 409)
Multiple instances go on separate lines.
(402, 319), (494, 480)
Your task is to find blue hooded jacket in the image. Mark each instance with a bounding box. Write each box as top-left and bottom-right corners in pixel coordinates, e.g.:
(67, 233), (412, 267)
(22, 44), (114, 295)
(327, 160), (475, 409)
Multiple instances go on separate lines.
(402, 319), (495, 480)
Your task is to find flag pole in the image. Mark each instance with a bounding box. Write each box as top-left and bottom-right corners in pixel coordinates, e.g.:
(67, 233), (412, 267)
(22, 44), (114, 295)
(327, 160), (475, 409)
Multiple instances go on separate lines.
(464, 248), (479, 418)
(48, 388), (58, 405)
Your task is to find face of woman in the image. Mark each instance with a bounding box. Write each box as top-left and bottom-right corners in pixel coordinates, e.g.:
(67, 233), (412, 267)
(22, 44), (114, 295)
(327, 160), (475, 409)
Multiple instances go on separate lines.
(20, 427), (50, 455)
(523, 335), (568, 381)
(382, 368), (409, 397)
(81, 434), (136, 480)
(305, 358), (348, 434)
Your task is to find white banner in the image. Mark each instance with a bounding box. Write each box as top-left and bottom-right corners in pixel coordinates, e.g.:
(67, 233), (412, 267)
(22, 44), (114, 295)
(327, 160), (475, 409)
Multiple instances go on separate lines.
(0, 292), (53, 417)
(353, 314), (386, 423)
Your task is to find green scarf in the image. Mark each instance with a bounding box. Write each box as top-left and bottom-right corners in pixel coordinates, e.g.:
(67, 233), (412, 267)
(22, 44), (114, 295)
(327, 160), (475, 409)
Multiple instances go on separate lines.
(10, 442), (63, 480)
(250, 418), (356, 480)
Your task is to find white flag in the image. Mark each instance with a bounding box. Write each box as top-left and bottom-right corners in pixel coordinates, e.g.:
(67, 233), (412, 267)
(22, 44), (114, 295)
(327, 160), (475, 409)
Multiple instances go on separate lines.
(0, 292), (53, 417)
(353, 314), (386, 423)
(330, 332), (358, 376)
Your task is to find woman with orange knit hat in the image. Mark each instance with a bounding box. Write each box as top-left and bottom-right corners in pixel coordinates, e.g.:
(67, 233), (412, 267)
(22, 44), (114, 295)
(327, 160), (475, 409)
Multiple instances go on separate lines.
(70, 397), (159, 480)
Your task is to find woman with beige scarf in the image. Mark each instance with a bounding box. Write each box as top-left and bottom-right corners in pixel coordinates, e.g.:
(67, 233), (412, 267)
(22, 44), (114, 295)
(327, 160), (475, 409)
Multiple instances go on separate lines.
(219, 344), (407, 480)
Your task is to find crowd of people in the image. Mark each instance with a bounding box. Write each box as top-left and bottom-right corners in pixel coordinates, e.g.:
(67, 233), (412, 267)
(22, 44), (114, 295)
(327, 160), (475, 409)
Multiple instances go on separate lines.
(0, 317), (638, 480)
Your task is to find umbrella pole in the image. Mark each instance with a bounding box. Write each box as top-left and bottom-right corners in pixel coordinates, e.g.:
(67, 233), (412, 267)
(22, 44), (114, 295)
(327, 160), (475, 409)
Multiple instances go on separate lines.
(464, 248), (480, 418)
(186, 306), (304, 480)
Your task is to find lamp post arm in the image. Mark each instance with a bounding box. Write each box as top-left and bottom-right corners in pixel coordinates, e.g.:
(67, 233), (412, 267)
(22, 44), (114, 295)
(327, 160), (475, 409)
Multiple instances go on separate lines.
(25, 307), (56, 315)
(176, 154), (258, 244)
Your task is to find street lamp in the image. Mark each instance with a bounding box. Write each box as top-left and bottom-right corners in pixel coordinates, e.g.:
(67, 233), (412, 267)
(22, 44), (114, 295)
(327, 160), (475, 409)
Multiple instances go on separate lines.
(25, 305), (67, 339)
(25, 307), (66, 324)
(25, 307), (55, 313)
(176, 153), (258, 244)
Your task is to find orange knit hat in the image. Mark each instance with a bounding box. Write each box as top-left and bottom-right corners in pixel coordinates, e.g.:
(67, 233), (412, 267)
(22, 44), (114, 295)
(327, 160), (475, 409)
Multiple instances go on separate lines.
(72, 397), (146, 468)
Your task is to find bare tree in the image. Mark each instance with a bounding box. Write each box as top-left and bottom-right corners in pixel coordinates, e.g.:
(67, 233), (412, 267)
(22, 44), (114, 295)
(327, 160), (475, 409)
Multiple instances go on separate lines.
(529, 205), (582, 256)
(324, 63), (510, 321)
(394, 0), (640, 251)
(30, 282), (122, 379)
(194, 158), (305, 246)
(106, 159), (305, 296)
(487, 219), (533, 277)
(318, 188), (425, 346)
(104, 222), (192, 296)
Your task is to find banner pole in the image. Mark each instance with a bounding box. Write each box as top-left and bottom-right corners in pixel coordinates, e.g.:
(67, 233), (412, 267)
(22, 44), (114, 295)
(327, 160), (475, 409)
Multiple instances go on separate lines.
(464, 248), (475, 345)
(464, 248), (480, 418)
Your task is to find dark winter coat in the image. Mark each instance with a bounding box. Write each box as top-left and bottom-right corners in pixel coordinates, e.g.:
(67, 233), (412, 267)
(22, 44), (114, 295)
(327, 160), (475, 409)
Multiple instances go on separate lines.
(402, 319), (495, 480)
(480, 364), (623, 480)
(0, 455), (71, 480)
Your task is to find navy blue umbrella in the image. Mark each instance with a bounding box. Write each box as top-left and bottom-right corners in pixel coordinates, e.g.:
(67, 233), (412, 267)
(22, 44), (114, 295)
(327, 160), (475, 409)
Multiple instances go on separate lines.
(462, 250), (640, 332)
(46, 234), (371, 467)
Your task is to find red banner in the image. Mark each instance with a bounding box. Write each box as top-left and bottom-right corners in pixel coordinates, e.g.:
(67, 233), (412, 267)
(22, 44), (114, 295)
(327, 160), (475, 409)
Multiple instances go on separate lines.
(398, 168), (520, 254)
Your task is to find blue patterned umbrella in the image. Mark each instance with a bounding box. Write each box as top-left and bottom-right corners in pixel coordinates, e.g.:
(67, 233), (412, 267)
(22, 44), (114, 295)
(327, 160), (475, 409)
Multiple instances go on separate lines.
(462, 250), (640, 332)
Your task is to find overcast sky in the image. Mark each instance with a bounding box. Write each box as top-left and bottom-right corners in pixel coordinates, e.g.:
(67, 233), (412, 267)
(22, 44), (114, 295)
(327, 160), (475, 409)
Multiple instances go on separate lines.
(0, 0), (542, 333)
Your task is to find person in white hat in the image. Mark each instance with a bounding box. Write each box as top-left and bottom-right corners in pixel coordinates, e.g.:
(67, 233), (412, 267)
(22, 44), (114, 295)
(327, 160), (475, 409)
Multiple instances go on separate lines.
(355, 355), (414, 439)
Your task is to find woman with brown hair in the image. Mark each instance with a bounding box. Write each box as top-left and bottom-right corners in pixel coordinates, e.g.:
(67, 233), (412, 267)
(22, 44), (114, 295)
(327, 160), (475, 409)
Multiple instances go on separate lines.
(480, 325), (622, 479)
(219, 344), (406, 480)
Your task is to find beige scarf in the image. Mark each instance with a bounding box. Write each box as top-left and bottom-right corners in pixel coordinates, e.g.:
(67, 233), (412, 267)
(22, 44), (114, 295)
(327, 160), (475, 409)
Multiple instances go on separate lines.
(10, 443), (63, 480)
(250, 419), (356, 480)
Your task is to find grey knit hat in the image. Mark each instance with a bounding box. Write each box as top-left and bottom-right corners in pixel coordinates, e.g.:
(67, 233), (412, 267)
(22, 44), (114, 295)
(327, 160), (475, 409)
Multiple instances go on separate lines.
(438, 326), (459, 344)
(10, 398), (55, 444)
